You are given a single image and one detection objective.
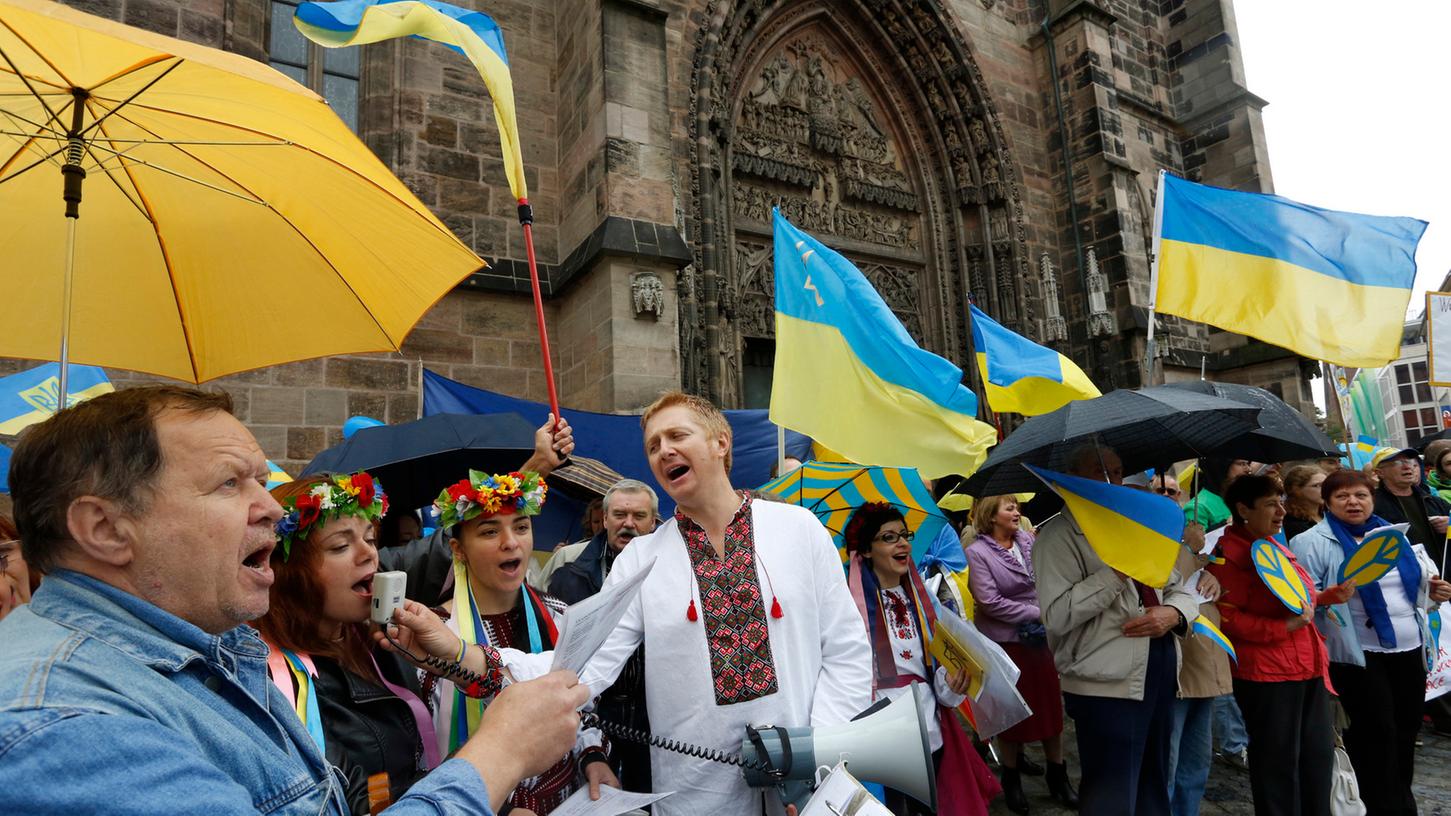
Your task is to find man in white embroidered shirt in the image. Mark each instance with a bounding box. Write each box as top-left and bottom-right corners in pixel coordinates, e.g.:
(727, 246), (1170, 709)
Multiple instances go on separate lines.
(579, 391), (871, 816)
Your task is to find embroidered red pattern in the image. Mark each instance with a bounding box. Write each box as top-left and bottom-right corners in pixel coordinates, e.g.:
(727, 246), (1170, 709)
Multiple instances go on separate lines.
(679, 494), (780, 706)
(884, 589), (916, 641)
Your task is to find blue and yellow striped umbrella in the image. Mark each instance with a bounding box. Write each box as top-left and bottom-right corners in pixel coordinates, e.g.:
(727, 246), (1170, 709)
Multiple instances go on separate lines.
(758, 460), (946, 562)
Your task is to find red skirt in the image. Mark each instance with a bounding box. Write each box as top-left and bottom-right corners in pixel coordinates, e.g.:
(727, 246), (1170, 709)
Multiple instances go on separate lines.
(996, 641), (1064, 743)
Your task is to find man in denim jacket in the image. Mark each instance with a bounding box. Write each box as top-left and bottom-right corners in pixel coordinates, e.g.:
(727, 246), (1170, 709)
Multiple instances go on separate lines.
(0, 386), (587, 814)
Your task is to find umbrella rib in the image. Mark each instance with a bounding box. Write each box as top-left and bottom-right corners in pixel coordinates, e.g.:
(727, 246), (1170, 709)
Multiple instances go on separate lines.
(94, 106), (397, 368)
(0, 140), (63, 185)
(78, 106), (153, 222)
(804, 467), (870, 513)
(75, 58), (183, 142)
(86, 111), (199, 384)
(84, 138), (266, 205)
(0, 20), (68, 126)
(116, 99), (476, 255)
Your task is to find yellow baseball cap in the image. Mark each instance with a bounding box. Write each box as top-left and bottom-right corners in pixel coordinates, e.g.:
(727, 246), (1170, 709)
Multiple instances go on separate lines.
(1371, 447), (1420, 469)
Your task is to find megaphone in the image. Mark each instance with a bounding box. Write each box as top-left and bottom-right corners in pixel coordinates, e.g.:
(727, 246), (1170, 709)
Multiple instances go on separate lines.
(740, 682), (936, 810)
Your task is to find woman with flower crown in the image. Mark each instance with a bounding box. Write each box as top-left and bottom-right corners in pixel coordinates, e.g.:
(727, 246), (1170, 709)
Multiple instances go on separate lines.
(426, 469), (615, 816)
(255, 471), (445, 814)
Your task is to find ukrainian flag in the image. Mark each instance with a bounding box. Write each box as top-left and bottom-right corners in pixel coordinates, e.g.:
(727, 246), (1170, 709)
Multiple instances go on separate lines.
(1025, 464), (1184, 587)
(1192, 614), (1236, 663)
(295, 0), (527, 201)
(969, 304), (1099, 416)
(771, 211), (996, 479)
(1155, 172), (1426, 368)
(0, 362), (113, 435)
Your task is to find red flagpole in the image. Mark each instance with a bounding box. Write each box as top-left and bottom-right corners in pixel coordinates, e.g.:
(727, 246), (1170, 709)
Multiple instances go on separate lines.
(517, 199), (561, 427)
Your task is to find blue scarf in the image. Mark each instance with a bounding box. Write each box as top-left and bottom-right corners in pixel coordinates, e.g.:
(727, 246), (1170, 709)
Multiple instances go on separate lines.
(1326, 512), (1422, 649)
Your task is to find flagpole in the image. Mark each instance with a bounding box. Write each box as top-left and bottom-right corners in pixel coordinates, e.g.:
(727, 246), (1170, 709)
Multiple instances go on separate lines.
(777, 424), (786, 477)
(1144, 170), (1167, 385)
(1323, 361), (1355, 454)
(516, 200), (562, 428)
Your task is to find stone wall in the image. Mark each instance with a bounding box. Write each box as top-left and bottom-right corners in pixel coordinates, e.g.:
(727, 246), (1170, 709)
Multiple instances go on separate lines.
(2, 0), (1310, 486)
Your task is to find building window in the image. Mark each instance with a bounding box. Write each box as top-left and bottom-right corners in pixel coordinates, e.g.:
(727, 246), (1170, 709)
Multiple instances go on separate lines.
(268, 0), (360, 130)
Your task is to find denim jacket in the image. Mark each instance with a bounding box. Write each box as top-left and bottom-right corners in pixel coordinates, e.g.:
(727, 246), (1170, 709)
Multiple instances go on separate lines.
(0, 570), (493, 815)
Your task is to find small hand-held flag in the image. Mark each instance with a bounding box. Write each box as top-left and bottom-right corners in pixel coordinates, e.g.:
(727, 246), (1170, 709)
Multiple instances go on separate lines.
(770, 211), (995, 478)
(1148, 171), (1426, 368)
(1023, 464), (1184, 587)
(968, 304), (1099, 416)
(296, 0), (561, 423)
(1192, 614), (1236, 663)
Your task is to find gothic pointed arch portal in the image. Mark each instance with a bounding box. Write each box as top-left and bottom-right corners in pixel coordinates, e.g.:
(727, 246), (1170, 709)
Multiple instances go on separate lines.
(681, 0), (1034, 407)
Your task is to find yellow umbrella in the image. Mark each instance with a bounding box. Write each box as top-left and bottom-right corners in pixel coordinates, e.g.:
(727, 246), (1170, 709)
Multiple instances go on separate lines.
(0, 0), (481, 392)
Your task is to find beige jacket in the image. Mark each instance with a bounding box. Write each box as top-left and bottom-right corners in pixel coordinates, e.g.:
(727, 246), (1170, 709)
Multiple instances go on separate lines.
(1033, 514), (1200, 700)
(1172, 547), (1233, 699)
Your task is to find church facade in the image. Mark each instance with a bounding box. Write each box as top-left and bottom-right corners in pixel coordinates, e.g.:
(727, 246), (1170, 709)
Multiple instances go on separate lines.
(3, 0), (1312, 475)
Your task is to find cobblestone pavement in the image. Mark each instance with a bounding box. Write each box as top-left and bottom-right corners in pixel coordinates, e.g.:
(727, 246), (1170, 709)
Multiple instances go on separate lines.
(986, 721), (1451, 815)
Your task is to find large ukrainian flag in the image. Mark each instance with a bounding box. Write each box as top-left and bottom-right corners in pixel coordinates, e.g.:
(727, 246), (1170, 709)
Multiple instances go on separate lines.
(969, 304), (1099, 416)
(771, 211), (996, 479)
(295, 0), (527, 201)
(1155, 173), (1426, 368)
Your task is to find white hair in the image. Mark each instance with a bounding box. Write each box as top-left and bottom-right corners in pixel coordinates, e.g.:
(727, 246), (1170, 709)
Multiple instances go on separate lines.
(603, 479), (659, 517)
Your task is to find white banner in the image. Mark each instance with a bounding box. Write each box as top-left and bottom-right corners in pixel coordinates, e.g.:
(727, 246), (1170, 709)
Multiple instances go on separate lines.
(1426, 292), (1451, 387)
(1428, 602), (1450, 702)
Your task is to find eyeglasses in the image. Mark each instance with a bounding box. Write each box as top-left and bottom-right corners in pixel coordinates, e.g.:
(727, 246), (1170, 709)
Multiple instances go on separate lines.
(1156, 487), (1181, 498)
(0, 539), (13, 572)
(874, 530), (915, 544)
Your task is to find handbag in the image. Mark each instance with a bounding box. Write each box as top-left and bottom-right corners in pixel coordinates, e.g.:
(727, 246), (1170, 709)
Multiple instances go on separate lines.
(1329, 735), (1366, 816)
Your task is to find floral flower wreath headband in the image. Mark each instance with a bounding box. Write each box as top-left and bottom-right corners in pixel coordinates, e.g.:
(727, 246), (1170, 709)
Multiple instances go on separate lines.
(275, 471), (389, 559)
(434, 469), (548, 531)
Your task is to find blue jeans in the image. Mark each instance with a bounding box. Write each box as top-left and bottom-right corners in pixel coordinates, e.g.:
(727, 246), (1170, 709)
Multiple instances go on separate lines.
(1213, 693), (1248, 754)
(1167, 698), (1214, 816)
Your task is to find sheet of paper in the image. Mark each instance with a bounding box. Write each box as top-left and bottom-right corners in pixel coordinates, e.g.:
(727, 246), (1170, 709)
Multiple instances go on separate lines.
(551, 557), (656, 674)
(801, 762), (893, 816)
(1186, 568), (1214, 605)
(1201, 526), (1225, 556)
(550, 784), (673, 816)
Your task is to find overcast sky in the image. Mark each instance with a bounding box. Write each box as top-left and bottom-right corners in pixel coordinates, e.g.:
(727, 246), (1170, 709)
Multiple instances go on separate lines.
(1234, 3), (1451, 315)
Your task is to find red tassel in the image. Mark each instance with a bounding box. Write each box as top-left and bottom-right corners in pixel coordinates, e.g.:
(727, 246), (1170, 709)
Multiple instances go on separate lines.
(771, 597), (783, 619)
(686, 599), (698, 622)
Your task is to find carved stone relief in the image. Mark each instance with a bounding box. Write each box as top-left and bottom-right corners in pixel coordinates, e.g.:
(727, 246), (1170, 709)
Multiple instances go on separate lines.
(685, 0), (1036, 404)
(631, 272), (664, 319)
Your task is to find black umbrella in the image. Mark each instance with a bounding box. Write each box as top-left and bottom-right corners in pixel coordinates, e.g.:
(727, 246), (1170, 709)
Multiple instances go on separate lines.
(964, 386), (1261, 496)
(1161, 381), (1338, 463)
(303, 413), (538, 511)
(1416, 427), (1451, 452)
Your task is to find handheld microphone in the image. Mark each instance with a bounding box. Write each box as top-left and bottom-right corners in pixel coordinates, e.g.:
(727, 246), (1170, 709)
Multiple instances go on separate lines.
(370, 571), (407, 625)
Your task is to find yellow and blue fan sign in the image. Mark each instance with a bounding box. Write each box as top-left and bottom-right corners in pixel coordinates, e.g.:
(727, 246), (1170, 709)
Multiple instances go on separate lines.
(1251, 539), (1313, 614)
(1338, 527), (1408, 587)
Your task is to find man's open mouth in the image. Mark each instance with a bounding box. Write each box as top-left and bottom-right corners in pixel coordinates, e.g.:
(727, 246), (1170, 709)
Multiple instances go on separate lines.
(243, 541), (273, 572)
(666, 464), (690, 481)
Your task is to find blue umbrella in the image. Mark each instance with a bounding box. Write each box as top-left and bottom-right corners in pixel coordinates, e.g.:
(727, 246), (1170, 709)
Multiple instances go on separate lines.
(0, 442), (11, 493)
(302, 412), (537, 512)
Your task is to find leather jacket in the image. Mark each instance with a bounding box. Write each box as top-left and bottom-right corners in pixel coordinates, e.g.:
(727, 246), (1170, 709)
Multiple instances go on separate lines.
(314, 648), (431, 810)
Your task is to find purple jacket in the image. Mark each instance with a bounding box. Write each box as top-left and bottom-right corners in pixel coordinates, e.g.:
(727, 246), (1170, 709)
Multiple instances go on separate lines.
(965, 531), (1042, 644)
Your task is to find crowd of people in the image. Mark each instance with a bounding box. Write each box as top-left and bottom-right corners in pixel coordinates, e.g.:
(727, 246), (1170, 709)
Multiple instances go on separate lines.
(1, 385), (1449, 816)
